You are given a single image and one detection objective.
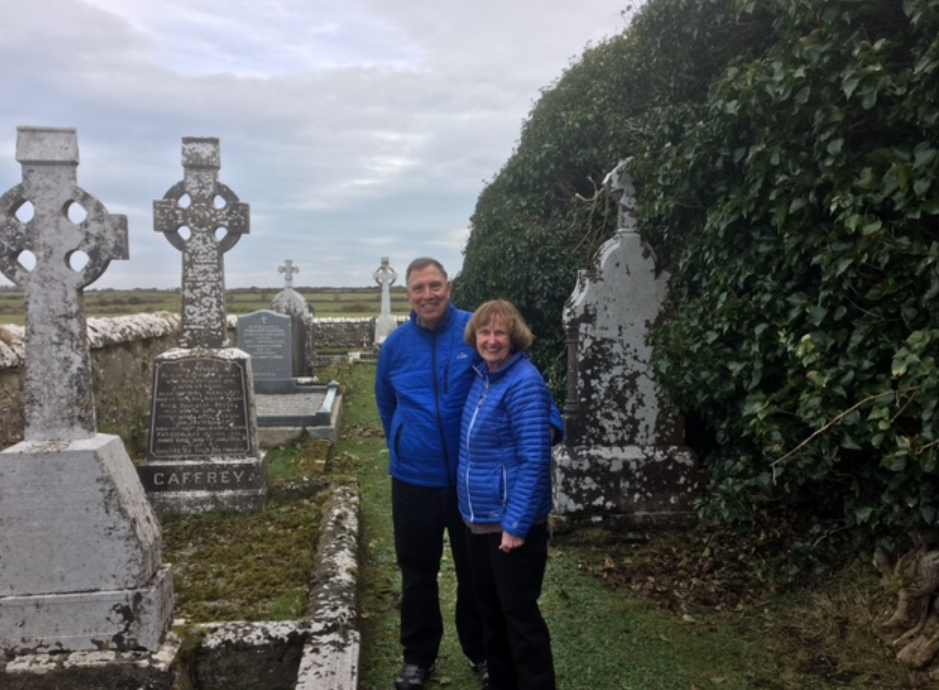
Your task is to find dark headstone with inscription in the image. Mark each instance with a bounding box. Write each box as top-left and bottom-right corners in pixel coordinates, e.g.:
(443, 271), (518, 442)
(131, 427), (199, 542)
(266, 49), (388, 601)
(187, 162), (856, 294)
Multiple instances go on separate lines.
(142, 351), (266, 514)
(138, 138), (266, 515)
(148, 354), (256, 458)
(237, 309), (304, 392)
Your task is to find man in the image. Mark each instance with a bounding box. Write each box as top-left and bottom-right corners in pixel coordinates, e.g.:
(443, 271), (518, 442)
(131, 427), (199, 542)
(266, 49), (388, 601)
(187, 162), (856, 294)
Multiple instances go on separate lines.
(375, 257), (488, 690)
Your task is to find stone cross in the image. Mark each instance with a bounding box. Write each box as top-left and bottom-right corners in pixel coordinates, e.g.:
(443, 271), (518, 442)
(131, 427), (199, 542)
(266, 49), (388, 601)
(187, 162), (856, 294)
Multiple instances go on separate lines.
(154, 137), (249, 348)
(279, 259), (299, 289)
(373, 256), (397, 318)
(0, 126), (128, 440)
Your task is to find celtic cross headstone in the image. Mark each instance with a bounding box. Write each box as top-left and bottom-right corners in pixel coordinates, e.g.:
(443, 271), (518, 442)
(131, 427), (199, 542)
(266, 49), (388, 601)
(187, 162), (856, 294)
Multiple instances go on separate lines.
(141, 137), (266, 515)
(0, 127), (127, 440)
(553, 159), (699, 530)
(0, 126), (172, 656)
(373, 256), (398, 346)
(154, 137), (249, 349)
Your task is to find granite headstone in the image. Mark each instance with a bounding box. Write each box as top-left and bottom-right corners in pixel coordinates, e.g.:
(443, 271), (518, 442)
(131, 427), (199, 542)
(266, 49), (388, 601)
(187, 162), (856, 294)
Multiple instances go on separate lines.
(237, 309), (300, 391)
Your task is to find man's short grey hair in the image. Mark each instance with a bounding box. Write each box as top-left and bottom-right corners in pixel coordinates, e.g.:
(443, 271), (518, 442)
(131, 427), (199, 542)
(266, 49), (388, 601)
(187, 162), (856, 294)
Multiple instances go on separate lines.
(406, 257), (448, 284)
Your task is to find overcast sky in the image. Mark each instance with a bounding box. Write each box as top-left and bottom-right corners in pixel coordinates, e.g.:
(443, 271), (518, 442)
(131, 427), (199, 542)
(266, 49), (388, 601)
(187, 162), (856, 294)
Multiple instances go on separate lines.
(0, 0), (630, 290)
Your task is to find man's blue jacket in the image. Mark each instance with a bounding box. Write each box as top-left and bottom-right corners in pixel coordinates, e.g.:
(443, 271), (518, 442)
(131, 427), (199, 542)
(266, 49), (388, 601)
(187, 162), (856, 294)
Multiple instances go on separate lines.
(375, 303), (478, 488)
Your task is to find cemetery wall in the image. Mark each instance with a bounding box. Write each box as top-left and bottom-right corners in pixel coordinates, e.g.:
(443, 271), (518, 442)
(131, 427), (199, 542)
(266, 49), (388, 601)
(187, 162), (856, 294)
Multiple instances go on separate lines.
(0, 313), (181, 450)
(312, 316), (408, 350)
(0, 314), (400, 450)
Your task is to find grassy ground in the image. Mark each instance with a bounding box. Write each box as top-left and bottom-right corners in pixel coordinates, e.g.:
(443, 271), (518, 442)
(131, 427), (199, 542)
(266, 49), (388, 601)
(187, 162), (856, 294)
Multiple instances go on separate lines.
(335, 361), (913, 690)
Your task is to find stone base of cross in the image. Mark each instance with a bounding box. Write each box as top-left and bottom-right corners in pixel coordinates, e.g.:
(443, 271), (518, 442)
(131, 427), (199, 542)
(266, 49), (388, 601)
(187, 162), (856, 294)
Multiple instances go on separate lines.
(374, 314), (399, 347)
(0, 435), (174, 653)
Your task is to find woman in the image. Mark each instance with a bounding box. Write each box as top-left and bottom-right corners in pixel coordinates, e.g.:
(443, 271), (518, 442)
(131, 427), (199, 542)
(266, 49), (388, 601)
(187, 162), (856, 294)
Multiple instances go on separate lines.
(458, 299), (558, 690)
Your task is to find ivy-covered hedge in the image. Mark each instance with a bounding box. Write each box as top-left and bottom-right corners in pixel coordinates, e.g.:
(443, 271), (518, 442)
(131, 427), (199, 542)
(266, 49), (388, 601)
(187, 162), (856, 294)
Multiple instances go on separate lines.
(456, 0), (939, 540)
(635, 0), (939, 536)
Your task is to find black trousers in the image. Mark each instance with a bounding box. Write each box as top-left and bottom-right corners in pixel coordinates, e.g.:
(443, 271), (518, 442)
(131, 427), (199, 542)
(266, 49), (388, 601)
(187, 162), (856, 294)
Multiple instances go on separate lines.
(466, 521), (556, 690)
(392, 478), (485, 667)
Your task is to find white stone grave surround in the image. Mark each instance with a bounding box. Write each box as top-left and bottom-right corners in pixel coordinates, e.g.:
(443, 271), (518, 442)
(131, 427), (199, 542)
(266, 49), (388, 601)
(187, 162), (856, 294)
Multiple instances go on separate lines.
(0, 126), (173, 654)
(140, 137), (266, 514)
(372, 256), (398, 346)
(553, 161), (699, 528)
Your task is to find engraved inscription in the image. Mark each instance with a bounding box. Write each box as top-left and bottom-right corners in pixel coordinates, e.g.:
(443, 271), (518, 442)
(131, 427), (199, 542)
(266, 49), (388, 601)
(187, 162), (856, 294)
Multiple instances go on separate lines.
(149, 358), (251, 458)
(137, 462), (265, 493)
(241, 322), (288, 378)
(241, 323), (287, 357)
(237, 311), (292, 380)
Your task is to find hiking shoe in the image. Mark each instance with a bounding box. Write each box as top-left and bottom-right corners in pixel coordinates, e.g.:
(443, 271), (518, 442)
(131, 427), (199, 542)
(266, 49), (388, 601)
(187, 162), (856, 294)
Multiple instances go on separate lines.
(471, 659), (490, 688)
(395, 662), (435, 689)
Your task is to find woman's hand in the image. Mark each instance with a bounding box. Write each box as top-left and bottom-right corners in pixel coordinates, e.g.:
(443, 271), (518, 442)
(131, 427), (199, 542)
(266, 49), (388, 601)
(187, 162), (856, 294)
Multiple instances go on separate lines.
(499, 532), (525, 553)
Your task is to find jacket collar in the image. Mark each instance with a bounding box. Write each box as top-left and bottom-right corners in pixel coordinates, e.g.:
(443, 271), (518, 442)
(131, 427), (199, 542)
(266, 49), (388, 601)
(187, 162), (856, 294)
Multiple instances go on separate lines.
(410, 301), (456, 334)
(473, 351), (527, 381)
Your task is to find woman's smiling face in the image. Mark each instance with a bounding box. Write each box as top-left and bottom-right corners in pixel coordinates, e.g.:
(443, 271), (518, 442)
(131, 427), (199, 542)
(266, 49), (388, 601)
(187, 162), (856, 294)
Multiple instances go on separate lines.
(475, 316), (512, 371)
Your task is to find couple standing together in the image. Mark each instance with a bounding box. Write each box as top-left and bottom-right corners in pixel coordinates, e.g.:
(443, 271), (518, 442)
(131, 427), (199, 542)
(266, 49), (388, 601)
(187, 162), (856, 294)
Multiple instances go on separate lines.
(375, 257), (561, 690)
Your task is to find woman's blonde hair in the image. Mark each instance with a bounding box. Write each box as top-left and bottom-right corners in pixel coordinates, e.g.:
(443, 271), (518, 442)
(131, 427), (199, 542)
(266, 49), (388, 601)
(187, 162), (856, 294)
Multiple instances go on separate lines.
(464, 299), (534, 352)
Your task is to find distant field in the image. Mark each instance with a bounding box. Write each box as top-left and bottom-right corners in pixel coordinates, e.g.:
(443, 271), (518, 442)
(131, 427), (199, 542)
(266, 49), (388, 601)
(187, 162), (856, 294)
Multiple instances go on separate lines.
(0, 287), (411, 327)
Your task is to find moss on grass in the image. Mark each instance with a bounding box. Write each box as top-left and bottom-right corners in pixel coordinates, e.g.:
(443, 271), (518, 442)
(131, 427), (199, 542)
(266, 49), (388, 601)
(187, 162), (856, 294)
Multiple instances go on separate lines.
(161, 437), (337, 623)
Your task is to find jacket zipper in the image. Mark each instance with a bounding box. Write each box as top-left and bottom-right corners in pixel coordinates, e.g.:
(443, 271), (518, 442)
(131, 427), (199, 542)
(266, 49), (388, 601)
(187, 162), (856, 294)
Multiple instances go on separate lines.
(464, 376), (488, 522)
(431, 332), (453, 484)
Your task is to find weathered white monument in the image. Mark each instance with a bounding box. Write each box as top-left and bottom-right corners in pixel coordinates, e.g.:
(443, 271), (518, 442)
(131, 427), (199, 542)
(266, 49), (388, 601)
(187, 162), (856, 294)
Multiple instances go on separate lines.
(553, 160), (699, 529)
(271, 259), (315, 377)
(373, 256), (398, 346)
(0, 126), (173, 654)
(137, 137), (266, 514)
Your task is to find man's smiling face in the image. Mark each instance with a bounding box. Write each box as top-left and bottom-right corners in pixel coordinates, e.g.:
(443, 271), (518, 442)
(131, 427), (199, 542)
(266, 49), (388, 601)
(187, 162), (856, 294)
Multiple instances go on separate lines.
(406, 264), (451, 330)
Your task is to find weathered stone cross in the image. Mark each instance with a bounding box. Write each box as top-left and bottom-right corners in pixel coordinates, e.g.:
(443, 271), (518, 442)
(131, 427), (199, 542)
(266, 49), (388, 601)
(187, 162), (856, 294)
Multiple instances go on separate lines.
(373, 256), (397, 318)
(0, 126), (128, 441)
(154, 137), (249, 348)
(278, 259), (298, 289)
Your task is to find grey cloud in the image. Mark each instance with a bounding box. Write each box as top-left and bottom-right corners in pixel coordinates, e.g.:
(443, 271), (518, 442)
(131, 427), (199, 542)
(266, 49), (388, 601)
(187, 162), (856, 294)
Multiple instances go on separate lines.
(0, 0), (629, 289)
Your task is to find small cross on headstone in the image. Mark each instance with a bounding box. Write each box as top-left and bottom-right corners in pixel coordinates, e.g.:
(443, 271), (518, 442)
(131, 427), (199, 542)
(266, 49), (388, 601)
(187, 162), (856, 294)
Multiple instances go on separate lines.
(278, 259), (299, 289)
(154, 137), (249, 348)
(0, 126), (128, 440)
